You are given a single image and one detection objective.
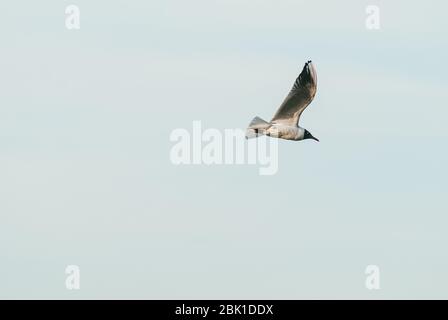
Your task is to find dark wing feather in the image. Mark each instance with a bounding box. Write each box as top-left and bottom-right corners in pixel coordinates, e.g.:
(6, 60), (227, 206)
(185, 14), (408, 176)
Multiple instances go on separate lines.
(270, 61), (317, 126)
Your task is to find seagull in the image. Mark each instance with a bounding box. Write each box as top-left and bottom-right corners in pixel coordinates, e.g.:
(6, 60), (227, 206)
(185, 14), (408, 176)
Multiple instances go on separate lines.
(246, 60), (319, 142)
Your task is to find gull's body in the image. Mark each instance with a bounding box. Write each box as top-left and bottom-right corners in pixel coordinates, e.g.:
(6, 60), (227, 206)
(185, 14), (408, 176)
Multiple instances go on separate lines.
(246, 60), (319, 142)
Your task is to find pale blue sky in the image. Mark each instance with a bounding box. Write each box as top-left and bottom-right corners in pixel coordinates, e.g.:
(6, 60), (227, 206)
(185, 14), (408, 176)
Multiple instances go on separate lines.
(1, 0), (447, 299)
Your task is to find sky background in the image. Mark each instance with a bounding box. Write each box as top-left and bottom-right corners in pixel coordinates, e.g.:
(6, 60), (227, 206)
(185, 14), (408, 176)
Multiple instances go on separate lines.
(1, 0), (447, 299)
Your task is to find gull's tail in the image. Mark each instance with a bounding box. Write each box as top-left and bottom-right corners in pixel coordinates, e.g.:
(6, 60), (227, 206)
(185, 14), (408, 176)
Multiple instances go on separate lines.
(245, 116), (271, 139)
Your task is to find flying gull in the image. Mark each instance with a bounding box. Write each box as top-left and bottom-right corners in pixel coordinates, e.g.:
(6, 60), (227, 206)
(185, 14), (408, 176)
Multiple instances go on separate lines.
(246, 60), (319, 142)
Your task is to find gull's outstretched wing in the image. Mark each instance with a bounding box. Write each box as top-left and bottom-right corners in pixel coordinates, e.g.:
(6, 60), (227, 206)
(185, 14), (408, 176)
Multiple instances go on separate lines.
(271, 61), (317, 126)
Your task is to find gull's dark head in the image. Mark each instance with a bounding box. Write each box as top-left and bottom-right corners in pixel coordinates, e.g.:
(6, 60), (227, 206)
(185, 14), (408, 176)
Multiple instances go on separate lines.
(303, 129), (319, 142)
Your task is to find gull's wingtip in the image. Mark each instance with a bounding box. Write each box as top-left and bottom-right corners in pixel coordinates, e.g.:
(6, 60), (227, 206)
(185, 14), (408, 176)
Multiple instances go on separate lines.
(304, 60), (313, 69)
(302, 60), (317, 84)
